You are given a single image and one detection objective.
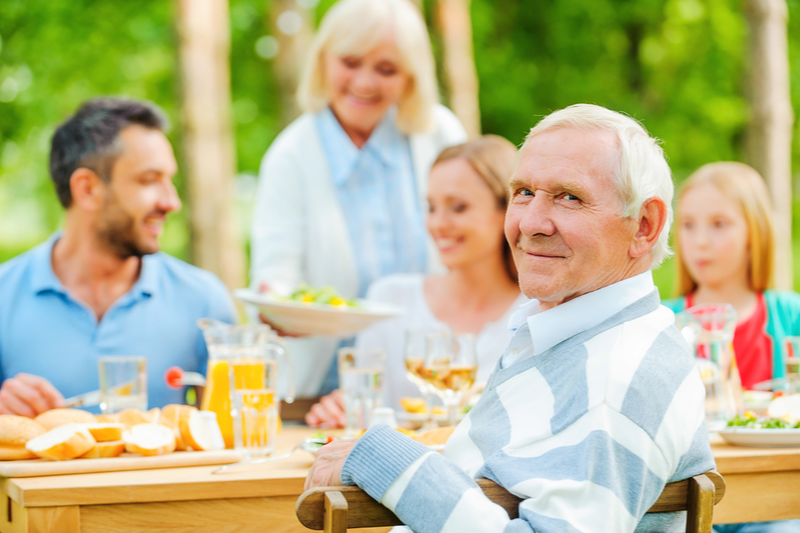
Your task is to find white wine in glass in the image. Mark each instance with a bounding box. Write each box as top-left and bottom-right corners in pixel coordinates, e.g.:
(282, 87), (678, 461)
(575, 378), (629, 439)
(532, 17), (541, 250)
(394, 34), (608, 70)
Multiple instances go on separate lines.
(422, 332), (477, 427)
(404, 327), (448, 429)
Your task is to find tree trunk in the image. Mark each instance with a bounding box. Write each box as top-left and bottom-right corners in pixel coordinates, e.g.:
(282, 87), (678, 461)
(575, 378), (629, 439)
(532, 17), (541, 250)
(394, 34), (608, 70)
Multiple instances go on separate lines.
(744, 0), (794, 290)
(269, 0), (314, 127)
(177, 0), (245, 291)
(436, 0), (481, 138)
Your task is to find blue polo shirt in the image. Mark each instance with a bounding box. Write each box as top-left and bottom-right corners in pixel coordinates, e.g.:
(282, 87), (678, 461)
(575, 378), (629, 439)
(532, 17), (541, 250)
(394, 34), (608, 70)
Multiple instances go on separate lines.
(0, 234), (237, 409)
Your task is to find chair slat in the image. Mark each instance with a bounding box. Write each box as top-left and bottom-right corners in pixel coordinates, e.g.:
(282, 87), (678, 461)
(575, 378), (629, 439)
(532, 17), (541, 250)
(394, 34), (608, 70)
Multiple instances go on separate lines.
(649, 471), (725, 513)
(298, 486), (403, 530)
(296, 471), (726, 531)
(324, 492), (348, 533)
(685, 475), (716, 533)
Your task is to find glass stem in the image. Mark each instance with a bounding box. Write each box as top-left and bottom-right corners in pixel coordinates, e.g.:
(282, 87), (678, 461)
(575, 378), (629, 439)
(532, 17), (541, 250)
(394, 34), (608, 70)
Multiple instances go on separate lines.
(424, 391), (436, 431)
(445, 395), (459, 428)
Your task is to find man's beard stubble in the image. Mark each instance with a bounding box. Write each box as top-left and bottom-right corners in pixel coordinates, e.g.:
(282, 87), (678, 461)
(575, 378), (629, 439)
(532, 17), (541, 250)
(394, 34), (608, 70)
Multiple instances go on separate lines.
(96, 195), (159, 260)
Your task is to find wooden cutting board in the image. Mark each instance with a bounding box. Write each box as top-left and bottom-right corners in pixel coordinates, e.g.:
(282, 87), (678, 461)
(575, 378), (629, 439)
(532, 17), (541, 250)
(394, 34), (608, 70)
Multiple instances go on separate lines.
(0, 449), (243, 478)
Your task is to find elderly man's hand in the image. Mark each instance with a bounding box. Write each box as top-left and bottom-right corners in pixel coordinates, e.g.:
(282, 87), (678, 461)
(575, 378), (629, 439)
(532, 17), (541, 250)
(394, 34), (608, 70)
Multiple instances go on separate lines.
(0, 373), (65, 417)
(304, 437), (359, 491)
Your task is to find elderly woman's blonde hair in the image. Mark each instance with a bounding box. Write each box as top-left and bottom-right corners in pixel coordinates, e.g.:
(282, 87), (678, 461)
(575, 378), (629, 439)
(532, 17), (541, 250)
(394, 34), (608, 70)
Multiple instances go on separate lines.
(674, 162), (775, 296)
(297, 0), (438, 134)
(523, 104), (674, 267)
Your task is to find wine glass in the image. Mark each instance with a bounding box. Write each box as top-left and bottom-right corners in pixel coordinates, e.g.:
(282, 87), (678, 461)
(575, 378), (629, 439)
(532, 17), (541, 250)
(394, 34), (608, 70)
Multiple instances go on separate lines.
(422, 332), (477, 427)
(404, 327), (447, 429)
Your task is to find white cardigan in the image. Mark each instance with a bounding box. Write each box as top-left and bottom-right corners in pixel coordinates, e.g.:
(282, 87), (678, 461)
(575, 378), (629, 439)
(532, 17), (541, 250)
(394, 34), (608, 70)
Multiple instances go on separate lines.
(250, 105), (467, 397)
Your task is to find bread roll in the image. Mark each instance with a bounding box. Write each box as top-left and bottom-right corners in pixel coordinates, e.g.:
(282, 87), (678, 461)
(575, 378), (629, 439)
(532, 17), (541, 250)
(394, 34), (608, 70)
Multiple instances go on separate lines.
(179, 410), (213, 451)
(79, 440), (125, 459)
(123, 424), (176, 456)
(34, 409), (96, 431)
(160, 405), (197, 451)
(26, 424), (96, 460)
(117, 408), (152, 428)
(0, 415), (47, 460)
(83, 423), (125, 443)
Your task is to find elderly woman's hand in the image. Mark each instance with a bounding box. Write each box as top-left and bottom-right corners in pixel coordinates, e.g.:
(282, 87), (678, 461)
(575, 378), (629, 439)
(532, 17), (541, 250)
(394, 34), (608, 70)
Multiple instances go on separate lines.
(257, 282), (306, 338)
(304, 437), (359, 490)
(305, 389), (346, 428)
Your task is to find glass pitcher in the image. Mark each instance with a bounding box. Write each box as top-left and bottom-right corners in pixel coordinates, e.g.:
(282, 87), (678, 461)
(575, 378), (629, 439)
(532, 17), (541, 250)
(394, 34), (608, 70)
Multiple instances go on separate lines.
(676, 304), (743, 428)
(198, 319), (294, 450)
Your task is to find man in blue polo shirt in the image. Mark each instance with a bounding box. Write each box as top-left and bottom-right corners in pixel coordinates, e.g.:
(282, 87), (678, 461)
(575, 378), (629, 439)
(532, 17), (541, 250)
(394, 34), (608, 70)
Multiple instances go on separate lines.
(0, 97), (236, 415)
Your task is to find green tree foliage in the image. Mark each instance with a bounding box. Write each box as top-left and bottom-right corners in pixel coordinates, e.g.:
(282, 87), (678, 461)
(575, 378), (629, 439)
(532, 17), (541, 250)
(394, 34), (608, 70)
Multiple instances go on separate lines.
(0, 0), (798, 294)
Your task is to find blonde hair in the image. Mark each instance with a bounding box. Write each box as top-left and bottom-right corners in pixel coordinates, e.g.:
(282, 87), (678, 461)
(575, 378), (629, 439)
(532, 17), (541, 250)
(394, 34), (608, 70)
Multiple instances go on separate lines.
(524, 104), (674, 267)
(297, 0), (438, 134)
(433, 135), (519, 282)
(674, 162), (775, 296)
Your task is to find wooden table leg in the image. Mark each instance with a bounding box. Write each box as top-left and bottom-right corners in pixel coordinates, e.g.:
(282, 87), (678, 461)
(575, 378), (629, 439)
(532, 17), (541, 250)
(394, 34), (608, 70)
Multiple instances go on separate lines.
(0, 499), (79, 533)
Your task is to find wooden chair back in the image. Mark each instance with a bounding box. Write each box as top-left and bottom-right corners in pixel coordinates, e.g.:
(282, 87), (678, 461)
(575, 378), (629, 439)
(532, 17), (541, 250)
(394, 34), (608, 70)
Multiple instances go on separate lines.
(296, 471), (726, 533)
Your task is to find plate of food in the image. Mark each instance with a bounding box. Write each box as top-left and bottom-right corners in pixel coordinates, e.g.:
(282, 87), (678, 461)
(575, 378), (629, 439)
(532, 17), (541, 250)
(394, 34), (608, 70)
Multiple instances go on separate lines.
(718, 400), (800, 447)
(395, 397), (468, 429)
(233, 284), (405, 337)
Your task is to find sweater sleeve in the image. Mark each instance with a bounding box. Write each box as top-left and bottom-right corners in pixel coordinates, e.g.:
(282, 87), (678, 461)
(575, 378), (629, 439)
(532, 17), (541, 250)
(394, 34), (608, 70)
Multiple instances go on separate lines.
(342, 425), (515, 533)
(342, 403), (698, 533)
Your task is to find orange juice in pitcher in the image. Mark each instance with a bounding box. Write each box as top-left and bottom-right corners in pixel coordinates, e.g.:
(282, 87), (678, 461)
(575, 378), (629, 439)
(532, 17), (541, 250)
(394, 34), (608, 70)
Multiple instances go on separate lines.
(198, 320), (294, 452)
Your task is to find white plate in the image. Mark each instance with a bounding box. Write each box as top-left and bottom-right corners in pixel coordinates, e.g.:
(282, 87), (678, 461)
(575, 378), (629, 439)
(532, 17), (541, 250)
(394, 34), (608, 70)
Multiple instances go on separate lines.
(717, 427), (800, 448)
(396, 411), (466, 422)
(396, 411), (466, 430)
(233, 289), (405, 337)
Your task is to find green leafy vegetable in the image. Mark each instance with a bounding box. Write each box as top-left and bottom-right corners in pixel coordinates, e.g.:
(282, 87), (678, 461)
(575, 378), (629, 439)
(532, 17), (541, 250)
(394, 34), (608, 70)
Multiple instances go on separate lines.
(282, 284), (359, 307)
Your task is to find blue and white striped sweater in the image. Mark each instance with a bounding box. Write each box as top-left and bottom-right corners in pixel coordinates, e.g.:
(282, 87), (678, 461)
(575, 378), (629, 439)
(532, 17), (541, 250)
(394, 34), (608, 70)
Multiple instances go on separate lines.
(342, 290), (715, 533)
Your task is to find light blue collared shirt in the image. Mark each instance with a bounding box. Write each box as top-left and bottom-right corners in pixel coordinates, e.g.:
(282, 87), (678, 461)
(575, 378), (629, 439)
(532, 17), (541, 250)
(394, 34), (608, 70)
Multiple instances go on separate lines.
(502, 271), (658, 367)
(0, 234), (236, 409)
(316, 107), (428, 297)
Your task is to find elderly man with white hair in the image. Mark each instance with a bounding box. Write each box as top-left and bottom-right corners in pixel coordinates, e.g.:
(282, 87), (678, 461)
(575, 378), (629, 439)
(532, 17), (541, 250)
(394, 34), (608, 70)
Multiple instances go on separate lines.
(305, 104), (715, 533)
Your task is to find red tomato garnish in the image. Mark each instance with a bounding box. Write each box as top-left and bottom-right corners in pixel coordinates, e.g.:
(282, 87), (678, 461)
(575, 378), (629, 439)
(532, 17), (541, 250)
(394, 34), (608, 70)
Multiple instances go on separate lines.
(164, 367), (185, 389)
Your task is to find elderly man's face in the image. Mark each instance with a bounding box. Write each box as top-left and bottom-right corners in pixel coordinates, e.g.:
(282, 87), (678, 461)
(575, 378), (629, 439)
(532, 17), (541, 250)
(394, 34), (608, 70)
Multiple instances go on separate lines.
(505, 128), (640, 310)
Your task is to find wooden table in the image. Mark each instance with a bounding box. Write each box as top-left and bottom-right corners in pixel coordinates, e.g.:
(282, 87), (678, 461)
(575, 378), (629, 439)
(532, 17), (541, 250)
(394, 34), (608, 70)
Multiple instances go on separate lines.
(0, 428), (797, 532)
(0, 426), (349, 533)
(711, 434), (800, 523)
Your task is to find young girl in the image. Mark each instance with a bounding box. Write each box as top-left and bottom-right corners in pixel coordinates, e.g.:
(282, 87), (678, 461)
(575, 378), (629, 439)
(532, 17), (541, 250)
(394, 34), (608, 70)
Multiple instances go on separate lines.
(664, 161), (800, 392)
(306, 135), (526, 426)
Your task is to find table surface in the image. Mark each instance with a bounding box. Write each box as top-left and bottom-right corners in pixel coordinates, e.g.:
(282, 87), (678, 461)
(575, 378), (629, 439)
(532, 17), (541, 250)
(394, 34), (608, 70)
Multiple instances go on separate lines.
(2, 427), (799, 525)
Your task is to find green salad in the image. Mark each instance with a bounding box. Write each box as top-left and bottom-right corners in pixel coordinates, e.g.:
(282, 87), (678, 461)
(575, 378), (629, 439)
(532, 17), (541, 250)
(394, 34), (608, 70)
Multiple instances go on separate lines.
(727, 412), (800, 429)
(280, 284), (359, 307)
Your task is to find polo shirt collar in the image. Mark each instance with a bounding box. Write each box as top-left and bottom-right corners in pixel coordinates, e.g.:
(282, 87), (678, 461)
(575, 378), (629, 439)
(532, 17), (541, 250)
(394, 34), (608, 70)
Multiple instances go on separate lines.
(509, 270), (657, 356)
(29, 232), (158, 299)
(29, 233), (65, 295)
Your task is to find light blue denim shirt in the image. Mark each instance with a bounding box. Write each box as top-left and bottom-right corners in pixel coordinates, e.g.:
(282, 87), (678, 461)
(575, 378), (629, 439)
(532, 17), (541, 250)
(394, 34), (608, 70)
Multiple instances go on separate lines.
(315, 107), (428, 298)
(0, 234), (236, 409)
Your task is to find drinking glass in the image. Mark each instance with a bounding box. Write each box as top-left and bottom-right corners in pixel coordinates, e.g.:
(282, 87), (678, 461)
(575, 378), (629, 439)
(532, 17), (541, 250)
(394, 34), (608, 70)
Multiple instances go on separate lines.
(98, 356), (147, 414)
(338, 347), (385, 437)
(676, 304), (742, 429)
(404, 327), (448, 429)
(422, 332), (477, 427)
(784, 336), (800, 394)
(229, 356), (282, 459)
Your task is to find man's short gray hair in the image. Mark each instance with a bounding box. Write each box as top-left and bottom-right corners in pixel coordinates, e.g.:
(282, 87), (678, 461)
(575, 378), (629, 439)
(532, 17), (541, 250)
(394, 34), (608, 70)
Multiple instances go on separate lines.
(523, 104), (674, 267)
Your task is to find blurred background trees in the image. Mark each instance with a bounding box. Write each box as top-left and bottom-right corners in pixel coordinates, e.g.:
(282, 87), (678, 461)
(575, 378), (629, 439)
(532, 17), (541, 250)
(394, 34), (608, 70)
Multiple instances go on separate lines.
(0, 0), (798, 296)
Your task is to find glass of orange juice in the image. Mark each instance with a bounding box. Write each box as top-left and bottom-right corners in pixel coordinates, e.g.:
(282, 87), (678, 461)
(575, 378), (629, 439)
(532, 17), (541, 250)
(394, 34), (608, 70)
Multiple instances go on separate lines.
(229, 357), (281, 458)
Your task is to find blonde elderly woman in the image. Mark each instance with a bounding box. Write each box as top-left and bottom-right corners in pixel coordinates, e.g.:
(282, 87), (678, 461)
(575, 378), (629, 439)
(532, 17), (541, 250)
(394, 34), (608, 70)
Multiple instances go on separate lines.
(250, 0), (467, 398)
